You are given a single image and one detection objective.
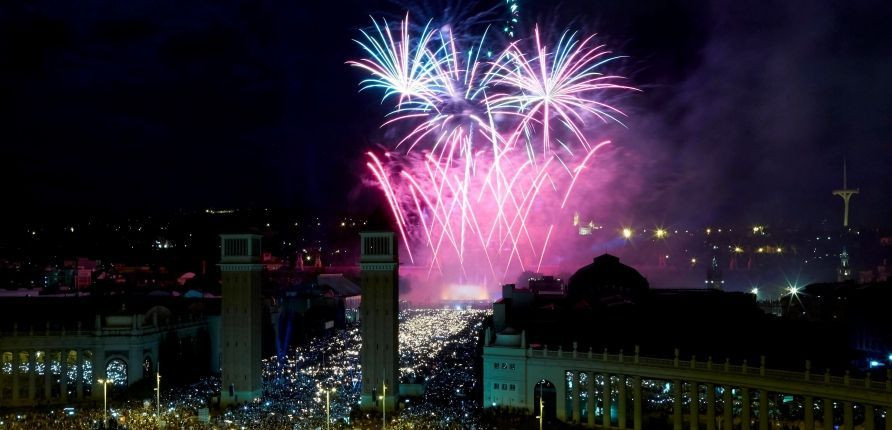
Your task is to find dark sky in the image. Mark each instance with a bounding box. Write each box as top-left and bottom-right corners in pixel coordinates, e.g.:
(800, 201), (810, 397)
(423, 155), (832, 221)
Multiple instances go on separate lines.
(1, 0), (890, 226)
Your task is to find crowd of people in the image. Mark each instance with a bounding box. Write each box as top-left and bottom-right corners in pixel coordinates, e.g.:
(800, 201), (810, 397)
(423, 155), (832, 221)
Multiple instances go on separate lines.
(1, 308), (492, 429)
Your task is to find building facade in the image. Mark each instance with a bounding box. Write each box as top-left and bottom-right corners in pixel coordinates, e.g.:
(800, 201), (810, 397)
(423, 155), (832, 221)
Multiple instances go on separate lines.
(483, 254), (892, 429)
(484, 338), (892, 429)
(0, 308), (210, 407)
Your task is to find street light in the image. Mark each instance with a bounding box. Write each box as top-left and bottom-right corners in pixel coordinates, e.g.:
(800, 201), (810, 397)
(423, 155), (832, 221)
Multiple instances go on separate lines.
(155, 366), (161, 425)
(97, 379), (109, 429)
(538, 383), (544, 430)
(320, 387), (336, 430)
(378, 379), (388, 430)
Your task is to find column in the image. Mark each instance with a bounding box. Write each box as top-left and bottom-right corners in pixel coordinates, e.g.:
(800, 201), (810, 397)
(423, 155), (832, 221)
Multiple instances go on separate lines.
(44, 351), (52, 401)
(823, 398), (833, 430)
(618, 376), (627, 429)
(864, 404), (874, 430)
(741, 388), (751, 430)
(722, 387), (732, 430)
(28, 351), (36, 402)
(885, 406), (891, 430)
(758, 389), (768, 430)
(0, 355), (5, 403)
(705, 383), (715, 430)
(60, 351), (68, 402)
(673, 380), (683, 430)
(92, 349), (104, 400)
(11, 351), (19, 404)
(572, 371), (581, 423)
(803, 396), (814, 430)
(843, 401), (853, 430)
(128, 346), (143, 386)
(886, 406), (892, 430)
(75, 351), (83, 400)
(588, 371), (596, 428)
(633, 376), (642, 430)
(555, 370), (568, 422)
(690, 382), (699, 430)
(603, 375), (612, 429)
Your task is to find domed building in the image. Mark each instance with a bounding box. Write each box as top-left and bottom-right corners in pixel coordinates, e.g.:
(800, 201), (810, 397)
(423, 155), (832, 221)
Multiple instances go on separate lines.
(567, 254), (649, 305)
(482, 254), (870, 428)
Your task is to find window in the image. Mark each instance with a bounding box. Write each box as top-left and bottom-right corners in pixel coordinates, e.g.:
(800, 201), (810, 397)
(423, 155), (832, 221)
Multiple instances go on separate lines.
(494, 363), (499, 369)
(509, 384), (516, 391)
(501, 362), (507, 369)
(501, 384), (507, 390)
(493, 383), (499, 390)
(509, 363), (515, 370)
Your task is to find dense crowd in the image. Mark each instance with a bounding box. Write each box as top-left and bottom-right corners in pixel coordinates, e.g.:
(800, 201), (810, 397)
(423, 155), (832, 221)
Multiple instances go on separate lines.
(1, 308), (491, 430)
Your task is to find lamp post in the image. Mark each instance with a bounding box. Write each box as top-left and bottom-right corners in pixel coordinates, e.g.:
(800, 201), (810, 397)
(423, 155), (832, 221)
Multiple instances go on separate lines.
(320, 387), (335, 430)
(155, 367), (161, 425)
(379, 380), (387, 430)
(97, 379), (109, 429)
(539, 383), (544, 430)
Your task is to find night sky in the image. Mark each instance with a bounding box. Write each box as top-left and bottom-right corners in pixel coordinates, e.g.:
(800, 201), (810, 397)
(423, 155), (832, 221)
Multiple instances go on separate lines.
(2, 0), (890, 226)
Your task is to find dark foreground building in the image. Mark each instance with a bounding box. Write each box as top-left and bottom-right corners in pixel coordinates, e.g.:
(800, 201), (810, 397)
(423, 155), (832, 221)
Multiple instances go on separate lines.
(483, 254), (892, 429)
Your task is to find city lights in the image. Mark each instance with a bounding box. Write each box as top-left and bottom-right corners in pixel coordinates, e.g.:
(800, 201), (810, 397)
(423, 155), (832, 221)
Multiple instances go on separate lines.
(622, 228), (633, 239)
(0, 2), (886, 430)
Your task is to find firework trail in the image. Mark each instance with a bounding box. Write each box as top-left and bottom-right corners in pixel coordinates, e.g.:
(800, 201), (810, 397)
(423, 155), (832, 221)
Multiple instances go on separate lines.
(350, 12), (636, 288)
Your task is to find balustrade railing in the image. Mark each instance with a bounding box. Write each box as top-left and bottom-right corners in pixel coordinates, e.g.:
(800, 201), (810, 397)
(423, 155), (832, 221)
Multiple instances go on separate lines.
(520, 345), (892, 393)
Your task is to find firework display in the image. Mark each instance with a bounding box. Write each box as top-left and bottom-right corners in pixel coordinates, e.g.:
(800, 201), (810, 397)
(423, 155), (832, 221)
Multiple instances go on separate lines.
(351, 13), (636, 286)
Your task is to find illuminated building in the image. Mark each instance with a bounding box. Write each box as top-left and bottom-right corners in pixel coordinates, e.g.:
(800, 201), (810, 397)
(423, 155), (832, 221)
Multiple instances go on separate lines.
(482, 255), (891, 428)
(219, 234), (263, 406)
(358, 231), (399, 412)
(0, 296), (215, 407)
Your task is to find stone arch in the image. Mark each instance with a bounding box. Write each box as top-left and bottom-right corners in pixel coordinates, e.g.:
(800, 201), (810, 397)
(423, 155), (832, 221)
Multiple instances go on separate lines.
(80, 350), (94, 397)
(534, 379), (557, 422)
(105, 357), (128, 387)
(64, 349), (78, 398)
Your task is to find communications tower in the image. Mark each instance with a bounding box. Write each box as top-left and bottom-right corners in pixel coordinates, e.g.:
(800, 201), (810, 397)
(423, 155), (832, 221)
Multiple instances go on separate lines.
(832, 160), (859, 228)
